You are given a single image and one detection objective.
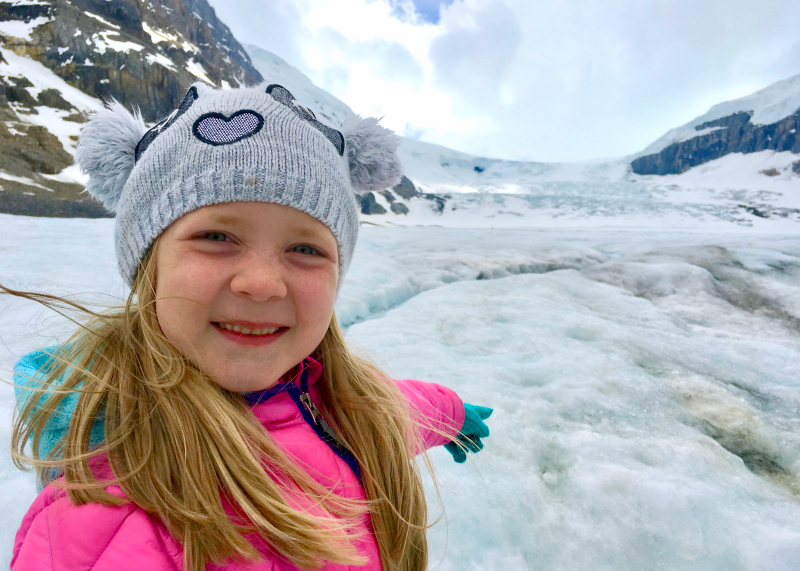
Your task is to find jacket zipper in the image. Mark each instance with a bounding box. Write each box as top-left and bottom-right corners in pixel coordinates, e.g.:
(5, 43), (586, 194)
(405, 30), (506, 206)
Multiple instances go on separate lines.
(287, 369), (362, 481)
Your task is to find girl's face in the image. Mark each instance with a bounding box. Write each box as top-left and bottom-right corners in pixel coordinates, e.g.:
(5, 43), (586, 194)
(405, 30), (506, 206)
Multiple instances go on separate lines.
(155, 201), (339, 392)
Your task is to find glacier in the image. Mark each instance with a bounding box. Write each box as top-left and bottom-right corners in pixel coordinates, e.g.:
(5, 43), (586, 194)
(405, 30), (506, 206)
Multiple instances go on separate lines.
(1, 214), (798, 570)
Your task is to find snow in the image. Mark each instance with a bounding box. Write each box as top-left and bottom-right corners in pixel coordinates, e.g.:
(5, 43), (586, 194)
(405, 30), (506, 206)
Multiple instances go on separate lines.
(676, 125), (723, 142)
(634, 151), (800, 201)
(185, 58), (213, 84)
(90, 30), (145, 55)
(83, 11), (120, 30)
(145, 51), (177, 72)
(141, 21), (179, 44)
(639, 72), (800, 156)
(40, 164), (89, 186)
(181, 40), (200, 55)
(140, 22), (199, 54)
(0, 172), (55, 191)
(0, 46), (104, 154)
(245, 43), (356, 127)
(1, 216), (799, 570)
(0, 16), (52, 41)
(242, 44), (799, 232)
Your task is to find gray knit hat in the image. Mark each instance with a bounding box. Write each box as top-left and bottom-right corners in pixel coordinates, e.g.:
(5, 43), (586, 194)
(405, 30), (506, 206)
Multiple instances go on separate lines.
(75, 82), (403, 290)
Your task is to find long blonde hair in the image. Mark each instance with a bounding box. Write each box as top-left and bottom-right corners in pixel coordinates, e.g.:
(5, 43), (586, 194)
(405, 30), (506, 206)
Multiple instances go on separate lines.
(8, 241), (435, 571)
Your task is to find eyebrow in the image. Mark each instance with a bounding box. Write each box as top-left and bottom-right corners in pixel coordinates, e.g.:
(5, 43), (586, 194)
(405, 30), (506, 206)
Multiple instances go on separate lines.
(293, 227), (324, 239)
(206, 214), (327, 239)
(208, 214), (240, 226)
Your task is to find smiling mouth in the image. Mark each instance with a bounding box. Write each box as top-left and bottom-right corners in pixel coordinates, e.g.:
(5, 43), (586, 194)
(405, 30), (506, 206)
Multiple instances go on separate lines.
(211, 322), (288, 336)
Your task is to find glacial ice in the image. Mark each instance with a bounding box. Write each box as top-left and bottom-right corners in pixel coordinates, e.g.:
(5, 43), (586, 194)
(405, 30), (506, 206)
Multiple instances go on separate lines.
(1, 216), (799, 570)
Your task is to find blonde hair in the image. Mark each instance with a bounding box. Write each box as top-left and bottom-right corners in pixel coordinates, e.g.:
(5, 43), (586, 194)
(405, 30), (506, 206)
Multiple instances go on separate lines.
(8, 241), (436, 571)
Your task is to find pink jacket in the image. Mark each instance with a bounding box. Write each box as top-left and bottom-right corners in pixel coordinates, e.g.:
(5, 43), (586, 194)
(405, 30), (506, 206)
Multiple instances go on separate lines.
(11, 358), (464, 571)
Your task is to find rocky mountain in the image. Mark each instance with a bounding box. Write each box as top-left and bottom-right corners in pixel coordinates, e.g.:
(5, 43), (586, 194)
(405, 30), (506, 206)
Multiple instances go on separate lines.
(631, 73), (800, 176)
(0, 0), (261, 216)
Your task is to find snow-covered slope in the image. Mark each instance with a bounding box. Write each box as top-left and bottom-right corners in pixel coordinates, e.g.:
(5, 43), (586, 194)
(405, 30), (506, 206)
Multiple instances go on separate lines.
(244, 43), (354, 128)
(1, 14), (797, 229)
(640, 73), (800, 156)
(246, 43), (800, 230)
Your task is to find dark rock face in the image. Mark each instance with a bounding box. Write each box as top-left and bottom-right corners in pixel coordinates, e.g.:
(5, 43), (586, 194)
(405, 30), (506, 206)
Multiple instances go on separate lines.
(360, 192), (387, 215)
(0, 0), (264, 217)
(390, 201), (409, 215)
(392, 175), (420, 200)
(181, 0), (260, 82)
(0, 0), (263, 122)
(632, 109), (800, 175)
(37, 88), (75, 111)
(793, 160), (800, 175)
(421, 193), (447, 214)
(0, 122), (72, 175)
(0, 186), (110, 218)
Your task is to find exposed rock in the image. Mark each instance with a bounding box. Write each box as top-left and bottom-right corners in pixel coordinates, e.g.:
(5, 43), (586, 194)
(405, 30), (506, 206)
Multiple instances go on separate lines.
(1, 81), (38, 109)
(392, 175), (420, 200)
(360, 192), (387, 215)
(181, 0), (261, 82)
(0, 122), (72, 176)
(37, 88), (75, 111)
(0, 182), (111, 218)
(390, 201), (409, 215)
(7, 76), (34, 89)
(738, 204), (769, 218)
(421, 193), (447, 214)
(0, 0), (263, 122)
(632, 109), (800, 175)
(380, 189), (396, 203)
(760, 168), (780, 177)
(0, 78), (17, 121)
(64, 112), (89, 123)
(793, 160), (800, 175)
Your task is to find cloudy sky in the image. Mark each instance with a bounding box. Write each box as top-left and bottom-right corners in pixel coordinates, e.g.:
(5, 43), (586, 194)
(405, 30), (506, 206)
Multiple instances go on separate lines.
(207, 0), (800, 162)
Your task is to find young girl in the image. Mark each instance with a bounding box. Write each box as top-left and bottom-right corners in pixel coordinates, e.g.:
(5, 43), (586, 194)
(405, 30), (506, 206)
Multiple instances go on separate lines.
(8, 82), (492, 571)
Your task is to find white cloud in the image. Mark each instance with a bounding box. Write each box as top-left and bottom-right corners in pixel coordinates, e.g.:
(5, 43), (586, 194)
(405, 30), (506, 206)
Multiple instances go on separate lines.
(208, 0), (800, 162)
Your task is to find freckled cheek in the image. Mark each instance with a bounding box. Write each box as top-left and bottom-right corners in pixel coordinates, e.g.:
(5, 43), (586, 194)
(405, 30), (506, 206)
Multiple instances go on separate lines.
(294, 272), (337, 322)
(159, 259), (223, 301)
(155, 259), (223, 341)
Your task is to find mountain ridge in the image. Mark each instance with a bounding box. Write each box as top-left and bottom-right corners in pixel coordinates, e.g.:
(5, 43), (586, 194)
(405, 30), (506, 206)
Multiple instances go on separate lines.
(0, 2), (798, 228)
(0, 0), (261, 215)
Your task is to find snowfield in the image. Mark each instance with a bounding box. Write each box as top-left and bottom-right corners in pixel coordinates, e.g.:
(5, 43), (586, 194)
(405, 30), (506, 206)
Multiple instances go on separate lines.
(1, 214), (799, 570)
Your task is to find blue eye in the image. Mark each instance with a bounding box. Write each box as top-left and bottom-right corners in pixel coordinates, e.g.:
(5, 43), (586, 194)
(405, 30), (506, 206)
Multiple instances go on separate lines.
(202, 232), (228, 242)
(292, 244), (318, 255)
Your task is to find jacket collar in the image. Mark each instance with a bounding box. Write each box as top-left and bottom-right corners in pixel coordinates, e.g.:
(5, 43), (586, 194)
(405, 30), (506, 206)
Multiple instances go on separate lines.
(241, 356), (322, 406)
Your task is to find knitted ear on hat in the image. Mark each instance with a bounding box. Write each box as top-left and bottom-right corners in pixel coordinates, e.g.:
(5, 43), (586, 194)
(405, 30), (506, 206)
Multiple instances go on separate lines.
(340, 114), (403, 193)
(75, 100), (147, 212)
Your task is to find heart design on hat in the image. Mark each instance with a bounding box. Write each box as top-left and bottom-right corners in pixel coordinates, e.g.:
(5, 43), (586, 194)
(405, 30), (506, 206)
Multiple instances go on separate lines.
(193, 110), (265, 146)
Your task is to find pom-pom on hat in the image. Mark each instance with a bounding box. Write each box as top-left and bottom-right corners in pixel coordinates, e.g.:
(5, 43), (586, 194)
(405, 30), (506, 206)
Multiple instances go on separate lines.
(75, 82), (403, 291)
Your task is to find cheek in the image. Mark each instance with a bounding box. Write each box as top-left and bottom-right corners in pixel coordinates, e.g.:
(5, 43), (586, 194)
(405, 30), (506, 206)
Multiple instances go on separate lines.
(296, 272), (337, 325)
(154, 258), (215, 344)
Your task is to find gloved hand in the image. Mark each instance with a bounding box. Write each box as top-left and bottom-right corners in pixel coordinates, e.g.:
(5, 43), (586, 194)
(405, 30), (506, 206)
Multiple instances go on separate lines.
(444, 403), (493, 463)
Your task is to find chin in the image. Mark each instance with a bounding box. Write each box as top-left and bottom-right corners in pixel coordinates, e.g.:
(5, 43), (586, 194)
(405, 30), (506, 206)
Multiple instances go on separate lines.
(206, 364), (283, 393)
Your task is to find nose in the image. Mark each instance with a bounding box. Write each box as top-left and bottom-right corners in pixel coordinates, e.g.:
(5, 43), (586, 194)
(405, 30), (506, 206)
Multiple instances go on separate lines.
(229, 252), (288, 301)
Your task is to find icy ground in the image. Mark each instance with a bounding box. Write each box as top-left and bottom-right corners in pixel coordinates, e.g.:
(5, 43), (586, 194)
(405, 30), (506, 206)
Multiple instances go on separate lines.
(1, 214), (799, 570)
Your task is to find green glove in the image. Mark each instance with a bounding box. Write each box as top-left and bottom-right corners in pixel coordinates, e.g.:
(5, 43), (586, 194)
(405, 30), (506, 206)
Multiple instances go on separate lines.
(444, 403), (493, 463)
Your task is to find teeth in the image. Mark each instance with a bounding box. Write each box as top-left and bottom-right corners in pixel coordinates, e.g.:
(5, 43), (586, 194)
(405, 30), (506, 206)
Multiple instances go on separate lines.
(219, 323), (280, 335)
